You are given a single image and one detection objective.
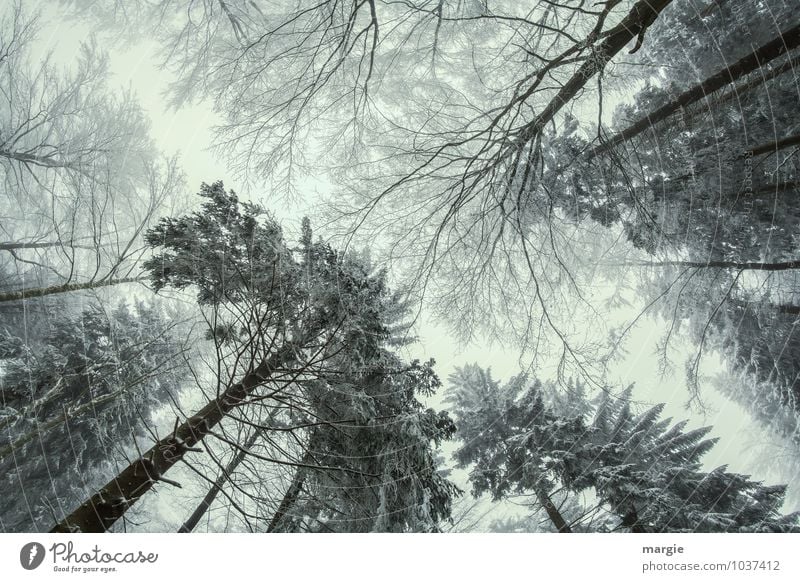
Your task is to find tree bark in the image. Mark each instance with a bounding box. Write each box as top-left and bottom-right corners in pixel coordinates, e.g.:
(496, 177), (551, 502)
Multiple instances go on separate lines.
(1, 241), (80, 251)
(587, 23), (800, 158)
(177, 428), (264, 533)
(775, 304), (800, 316)
(535, 487), (572, 533)
(50, 341), (301, 533)
(267, 430), (319, 533)
(0, 277), (145, 303)
(0, 238), (110, 252)
(0, 148), (80, 171)
(708, 56), (800, 113)
(727, 298), (800, 317)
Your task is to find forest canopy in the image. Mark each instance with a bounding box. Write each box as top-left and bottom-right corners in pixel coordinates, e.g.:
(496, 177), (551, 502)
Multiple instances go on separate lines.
(1, 0), (799, 533)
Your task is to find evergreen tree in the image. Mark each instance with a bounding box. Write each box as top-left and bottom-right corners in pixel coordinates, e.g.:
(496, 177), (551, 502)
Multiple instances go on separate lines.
(0, 299), (187, 532)
(53, 182), (458, 532)
(268, 359), (457, 533)
(449, 365), (800, 532)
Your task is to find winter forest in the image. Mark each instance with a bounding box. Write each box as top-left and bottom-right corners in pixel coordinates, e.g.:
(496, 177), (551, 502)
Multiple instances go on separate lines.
(1, 0), (800, 534)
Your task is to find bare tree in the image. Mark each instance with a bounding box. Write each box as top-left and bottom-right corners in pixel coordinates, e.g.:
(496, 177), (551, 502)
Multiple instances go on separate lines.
(0, 3), (186, 303)
(52, 3), (678, 379)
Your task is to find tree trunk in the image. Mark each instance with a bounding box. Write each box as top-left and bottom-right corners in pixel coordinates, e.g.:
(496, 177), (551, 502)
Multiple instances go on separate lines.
(266, 461), (310, 533)
(50, 340), (301, 533)
(727, 298), (800, 317)
(178, 428), (264, 533)
(510, 0), (674, 148)
(0, 277), (145, 303)
(0, 238), (114, 252)
(745, 133), (800, 158)
(629, 259), (800, 271)
(707, 56), (800, 114)
(0, 148), (79, 171)
(587, 23), (800, 158)
(776, 304), (800, 316)
(267, 434), (319, 533)
(535, 487), (572, 533)
(1, 241), (78, 251)
(747, 180), (800, 197)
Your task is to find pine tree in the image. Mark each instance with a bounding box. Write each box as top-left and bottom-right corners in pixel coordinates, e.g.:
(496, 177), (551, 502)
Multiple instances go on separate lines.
(0, 299), (187, 532)
(448, 365), (800, 532)
(52, 182), (458, 532)
(260, 224), (458, 532)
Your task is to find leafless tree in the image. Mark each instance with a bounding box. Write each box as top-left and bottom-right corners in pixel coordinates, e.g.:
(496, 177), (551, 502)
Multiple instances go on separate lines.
(51, 1), (681, 378)
(0, 3), (186, 303)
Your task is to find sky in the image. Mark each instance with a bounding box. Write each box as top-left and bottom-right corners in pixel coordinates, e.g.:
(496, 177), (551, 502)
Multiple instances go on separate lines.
(25, 2), (800, 530)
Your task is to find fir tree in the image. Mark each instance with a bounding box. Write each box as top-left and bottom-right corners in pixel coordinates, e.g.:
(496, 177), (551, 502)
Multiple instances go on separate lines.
(449, 365), (800, 532)
(0, 299), (187, 532)
(53, 182), (458, 532)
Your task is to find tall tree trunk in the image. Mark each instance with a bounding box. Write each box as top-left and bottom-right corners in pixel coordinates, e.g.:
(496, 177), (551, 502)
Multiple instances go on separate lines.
(587, 23), (800, 158)
(776, 304), (800, 316)
(266, 460), (311, 533)
(0, 148), (80, 171)
(747, 180), (800, 197)
(727, 298), (800, 317)
(50, 340), (302, 533)
(745, 133), (800, 158)
(0, 237), (118, 252)
(0, 277), (145, 303)
(535, 487), (572, 533)
(1, 241), (86, 251)
(267, 434), (319, 533)
(624, 259), (800, 271)
(706, 56), (800, 114)
(178, 428), (264, 533)
(510, 0), (674, 148)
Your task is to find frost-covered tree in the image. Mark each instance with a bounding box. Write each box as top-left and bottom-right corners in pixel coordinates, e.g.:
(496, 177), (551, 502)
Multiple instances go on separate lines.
(449, 365), (800, 532)
(510, 1), (800, 442)
(0, 299), (189, 532)
(0, 3), (185, 304)
(265, 359), (458, 533)
(55, 0), (685, 374)
(52, 182), (458, 532)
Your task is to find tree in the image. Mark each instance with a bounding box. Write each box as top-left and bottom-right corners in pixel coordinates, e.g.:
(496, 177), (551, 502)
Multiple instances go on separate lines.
(0, 299), (190, 532)
(448, 365), (800, 532)
(587, 21), (800, 158)
(51, 182), (458, 532)
(56, 2), (800, 398)
(516, 2), (800, 429)
(56, 0), (689, 374)
(264, 359), (458, 533)
(0, 3), (185, 305)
